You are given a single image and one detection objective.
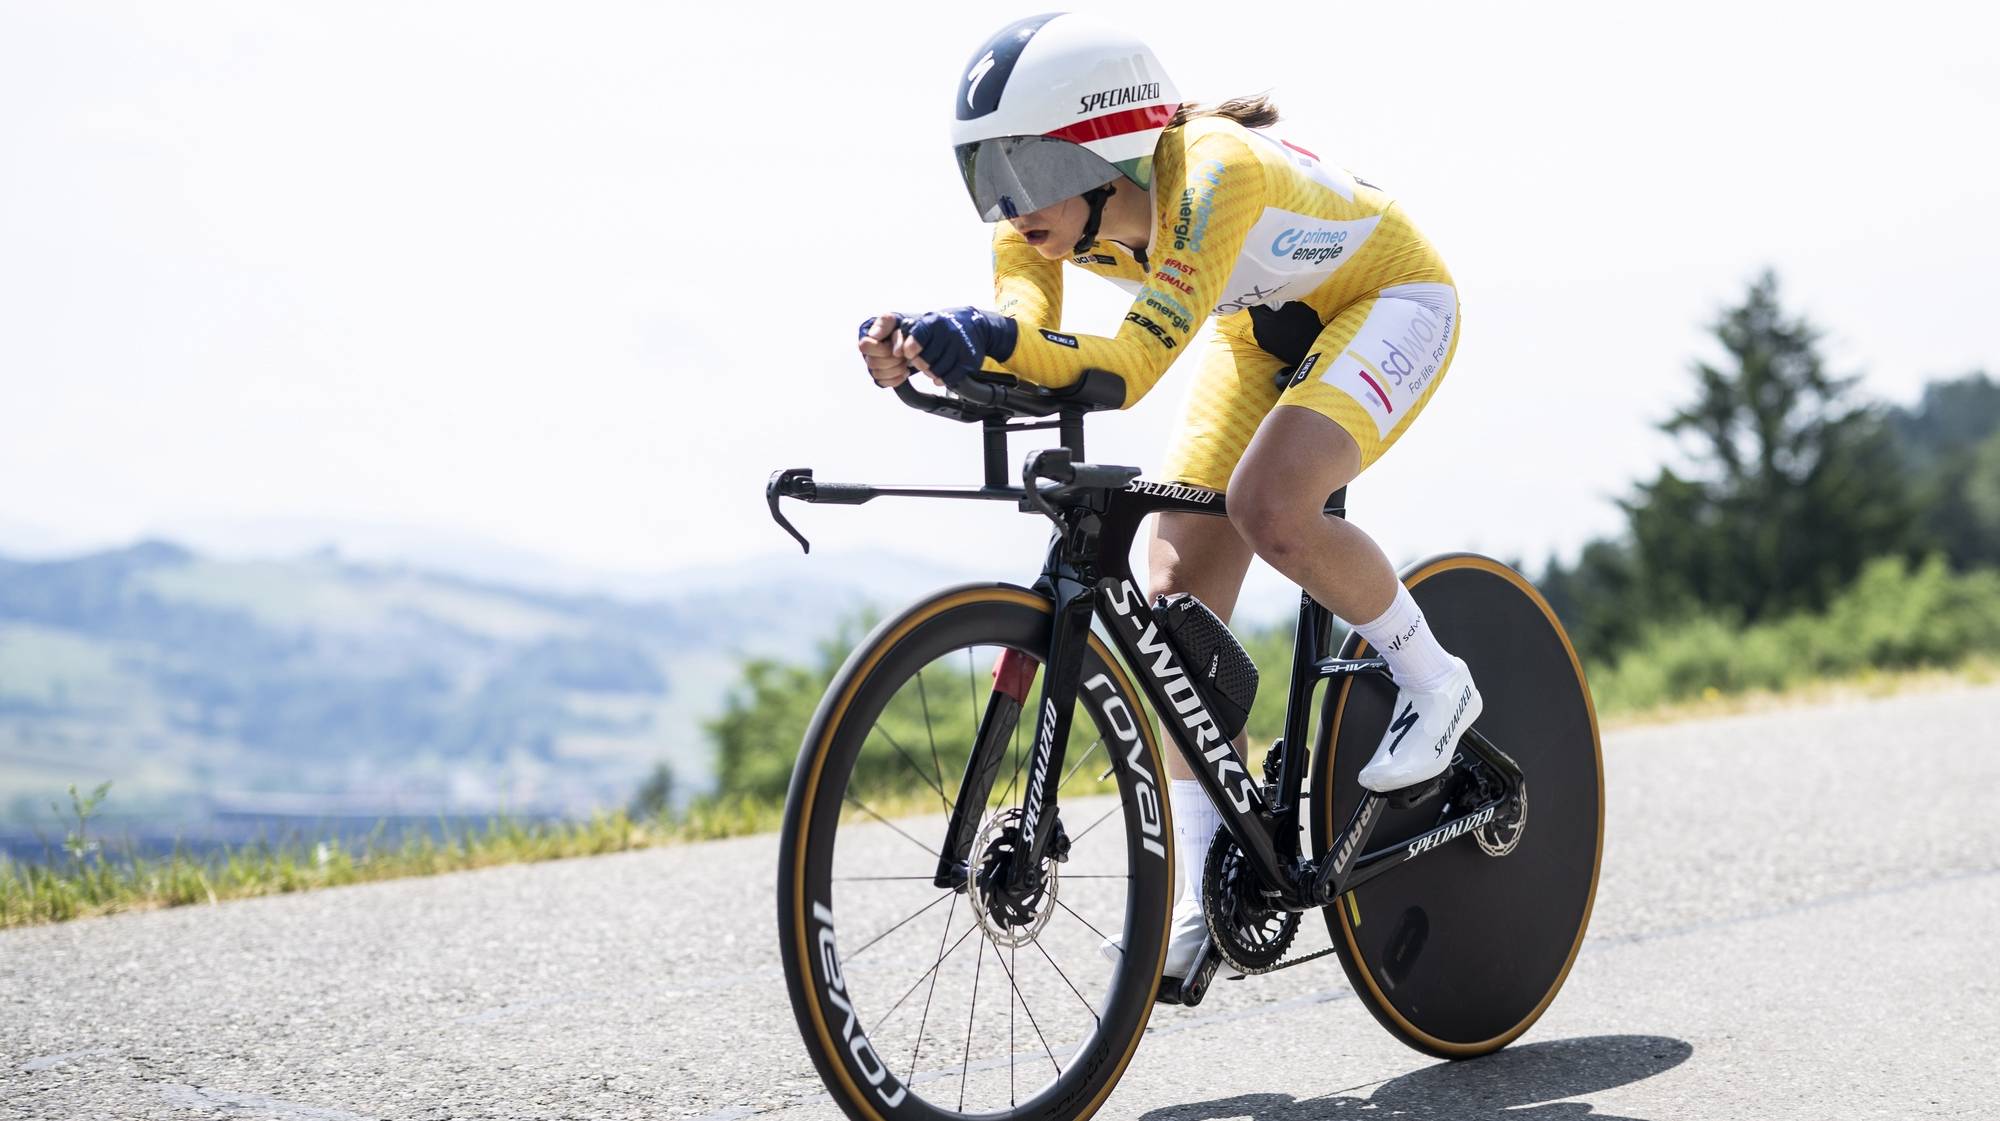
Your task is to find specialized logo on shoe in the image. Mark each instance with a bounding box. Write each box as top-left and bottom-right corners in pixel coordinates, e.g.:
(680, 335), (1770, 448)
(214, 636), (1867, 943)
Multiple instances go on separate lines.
(1432, 686), (1473, 757)
(1385, 702), (1418, 756)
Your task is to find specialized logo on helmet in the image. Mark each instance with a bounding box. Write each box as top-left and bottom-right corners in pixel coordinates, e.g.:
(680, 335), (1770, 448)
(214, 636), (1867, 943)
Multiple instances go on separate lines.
(965, 52), (997, 109)
(1078, 82), (1161, 115)
(954, 13), (1060, 121)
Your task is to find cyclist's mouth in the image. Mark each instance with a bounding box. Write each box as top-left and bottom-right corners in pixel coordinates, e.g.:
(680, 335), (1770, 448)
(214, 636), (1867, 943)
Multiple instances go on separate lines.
(1023, 229), (1050, 246)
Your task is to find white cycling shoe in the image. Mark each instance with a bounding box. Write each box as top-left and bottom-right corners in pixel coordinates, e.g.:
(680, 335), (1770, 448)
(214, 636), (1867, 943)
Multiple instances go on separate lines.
(1101, 897), (1209, 979)
(1357, 656), (1483, 794)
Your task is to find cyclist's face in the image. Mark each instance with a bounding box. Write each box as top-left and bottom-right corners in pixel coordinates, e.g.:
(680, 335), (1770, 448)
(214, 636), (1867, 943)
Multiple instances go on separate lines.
(1006, 195), (1089, 260)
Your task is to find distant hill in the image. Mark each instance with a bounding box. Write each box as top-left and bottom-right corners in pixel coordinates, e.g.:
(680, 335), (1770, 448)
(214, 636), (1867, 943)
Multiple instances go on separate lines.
(0, 540), (956, 824)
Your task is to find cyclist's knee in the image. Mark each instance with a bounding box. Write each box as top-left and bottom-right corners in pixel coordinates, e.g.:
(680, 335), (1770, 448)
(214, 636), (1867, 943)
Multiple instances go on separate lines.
(1227, 475), (1319, 566)
(1230, 413), (1360, 565)
(1148, 511), (1248, 602)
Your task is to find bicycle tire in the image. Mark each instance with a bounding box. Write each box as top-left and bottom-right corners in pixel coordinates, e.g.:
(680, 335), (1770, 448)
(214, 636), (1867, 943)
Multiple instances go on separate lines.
(778, 583), (1175, 1121)
(1310, 553), (1604, 1058)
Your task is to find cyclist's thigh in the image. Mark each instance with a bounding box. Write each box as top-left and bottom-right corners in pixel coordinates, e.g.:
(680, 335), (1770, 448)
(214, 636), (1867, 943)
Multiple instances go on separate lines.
(1275, 280), (1462, 471)
(1159, 326), (1287, 493)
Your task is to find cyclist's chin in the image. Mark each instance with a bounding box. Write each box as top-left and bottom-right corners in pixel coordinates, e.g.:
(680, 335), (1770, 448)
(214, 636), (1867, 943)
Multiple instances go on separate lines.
(1028, 235), (1075, 261)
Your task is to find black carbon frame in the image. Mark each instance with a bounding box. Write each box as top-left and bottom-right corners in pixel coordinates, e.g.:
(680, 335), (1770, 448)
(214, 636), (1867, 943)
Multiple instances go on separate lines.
(766, 376), (1524, 914)
(1032, 481), (1523, 910)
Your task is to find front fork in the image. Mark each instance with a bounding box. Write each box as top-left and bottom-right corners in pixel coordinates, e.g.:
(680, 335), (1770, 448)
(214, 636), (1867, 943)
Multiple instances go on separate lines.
(931, 571), (1095, 893)
(932, 648), (1039, 889)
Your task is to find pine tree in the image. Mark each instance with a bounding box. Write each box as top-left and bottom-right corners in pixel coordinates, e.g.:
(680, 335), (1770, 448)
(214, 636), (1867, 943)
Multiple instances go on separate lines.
(1624, 270), (1915, 621)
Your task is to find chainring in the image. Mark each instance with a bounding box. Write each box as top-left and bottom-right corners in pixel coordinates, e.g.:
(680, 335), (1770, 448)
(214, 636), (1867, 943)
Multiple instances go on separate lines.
(1200, 830), (1299, 974)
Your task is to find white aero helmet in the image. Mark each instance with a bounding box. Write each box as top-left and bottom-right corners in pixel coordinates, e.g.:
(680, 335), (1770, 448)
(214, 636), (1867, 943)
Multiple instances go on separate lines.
(951, 13), (1181, 223)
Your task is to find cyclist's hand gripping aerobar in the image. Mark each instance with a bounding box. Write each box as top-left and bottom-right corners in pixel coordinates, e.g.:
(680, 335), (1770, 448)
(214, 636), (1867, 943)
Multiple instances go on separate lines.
(857, 308), (1017, 391)
(857, 313), (928, 389)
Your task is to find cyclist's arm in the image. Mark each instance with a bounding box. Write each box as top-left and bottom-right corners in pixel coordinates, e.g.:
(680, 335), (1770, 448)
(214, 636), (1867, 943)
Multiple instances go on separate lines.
(990, 131), (1266, 408)
(993, 226), (1063, 326)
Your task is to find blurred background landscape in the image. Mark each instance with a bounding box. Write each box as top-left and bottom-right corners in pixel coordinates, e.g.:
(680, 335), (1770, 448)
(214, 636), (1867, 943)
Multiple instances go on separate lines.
(6, 275), (1997, 864)
(0, 539), (966, 858)
(2, 2), (1996, 919)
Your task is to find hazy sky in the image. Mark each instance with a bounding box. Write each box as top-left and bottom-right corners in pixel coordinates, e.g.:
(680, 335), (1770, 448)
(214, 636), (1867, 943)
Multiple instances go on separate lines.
(3, 1), (1996, 616)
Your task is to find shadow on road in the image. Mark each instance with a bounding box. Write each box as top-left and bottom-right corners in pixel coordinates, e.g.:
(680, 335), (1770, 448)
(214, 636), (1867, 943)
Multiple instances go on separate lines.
(1136, 1034), (1694, 1121)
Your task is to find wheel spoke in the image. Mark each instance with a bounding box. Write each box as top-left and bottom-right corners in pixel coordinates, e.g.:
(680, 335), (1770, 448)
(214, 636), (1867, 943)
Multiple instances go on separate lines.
(867, 723), (954, 814)
(868, 922), (980, 1038)
(967, 647), (980, 734)
(843, 793), (941, 859)
(1068, 802), (1123, 845)
(1057, 736), (1105, 793)
(833, 875), (949, 882)
(1000, 695), (1025, 808)
(992, 937), (1061, 1077)
(1052, 896), (1115, 945)
(847, 889), (953, 963)
(908, 893), (960, 1082)
(1031, 935), (1101, 1022)
(958, 932), (986, 1113)
(915, 668), (951, 816)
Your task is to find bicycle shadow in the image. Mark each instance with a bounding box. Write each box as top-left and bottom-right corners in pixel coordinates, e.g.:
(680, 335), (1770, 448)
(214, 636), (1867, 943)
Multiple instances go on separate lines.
(1137, 1034), (1693, 1121)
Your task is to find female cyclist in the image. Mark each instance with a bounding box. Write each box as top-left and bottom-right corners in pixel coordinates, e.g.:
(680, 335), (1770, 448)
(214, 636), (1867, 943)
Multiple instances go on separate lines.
(857, 12), (1481, 980)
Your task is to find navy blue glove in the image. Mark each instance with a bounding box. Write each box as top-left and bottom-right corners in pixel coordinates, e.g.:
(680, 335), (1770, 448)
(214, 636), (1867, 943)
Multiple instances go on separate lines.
(902, 307), (1019, 385)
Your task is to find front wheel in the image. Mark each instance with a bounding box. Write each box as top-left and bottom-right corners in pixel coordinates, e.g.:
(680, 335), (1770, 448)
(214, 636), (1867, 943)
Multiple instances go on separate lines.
(1311, 553), (1605, 1058)
(778, 584), (1176, 1121)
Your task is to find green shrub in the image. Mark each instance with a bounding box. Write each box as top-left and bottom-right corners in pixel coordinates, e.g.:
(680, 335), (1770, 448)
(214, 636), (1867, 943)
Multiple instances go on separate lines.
(1591, 557), (2000, 712)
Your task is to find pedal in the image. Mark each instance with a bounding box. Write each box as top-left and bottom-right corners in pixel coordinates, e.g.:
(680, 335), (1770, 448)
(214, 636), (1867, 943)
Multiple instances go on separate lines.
(1388, 770), (1447, 810)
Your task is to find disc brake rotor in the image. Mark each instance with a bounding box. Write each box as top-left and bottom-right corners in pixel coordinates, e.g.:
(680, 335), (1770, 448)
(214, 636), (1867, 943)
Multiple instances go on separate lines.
(1476, 780), (1527, 857)
(971, 808), (1058, 948)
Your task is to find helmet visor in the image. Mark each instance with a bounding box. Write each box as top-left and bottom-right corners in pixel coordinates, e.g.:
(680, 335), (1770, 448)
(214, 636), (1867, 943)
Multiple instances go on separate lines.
(955, 136), (1123, 222)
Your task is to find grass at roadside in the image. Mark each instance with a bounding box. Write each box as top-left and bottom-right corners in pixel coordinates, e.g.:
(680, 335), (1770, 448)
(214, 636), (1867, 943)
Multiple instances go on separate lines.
(0, 794), (785, 931)
(1596, 655), (1998, 729)
(8, 647), (1996, 933)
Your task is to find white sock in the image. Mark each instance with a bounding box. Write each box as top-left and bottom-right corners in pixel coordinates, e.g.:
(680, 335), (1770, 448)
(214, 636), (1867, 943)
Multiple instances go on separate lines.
(1168, 779), (1219, 909)
(1354, 583), (1457, 693)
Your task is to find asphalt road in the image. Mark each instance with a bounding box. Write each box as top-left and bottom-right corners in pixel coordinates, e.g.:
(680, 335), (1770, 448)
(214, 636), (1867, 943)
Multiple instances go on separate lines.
(4, 684), (1998, 1120)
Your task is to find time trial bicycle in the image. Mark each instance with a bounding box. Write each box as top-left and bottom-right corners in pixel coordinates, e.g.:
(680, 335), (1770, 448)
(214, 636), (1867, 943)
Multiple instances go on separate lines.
(769, 368), (1603, 1121)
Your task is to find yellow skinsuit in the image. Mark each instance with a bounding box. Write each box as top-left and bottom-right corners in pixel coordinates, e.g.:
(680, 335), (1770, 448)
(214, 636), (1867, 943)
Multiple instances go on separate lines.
(990, 117), (1460, 491)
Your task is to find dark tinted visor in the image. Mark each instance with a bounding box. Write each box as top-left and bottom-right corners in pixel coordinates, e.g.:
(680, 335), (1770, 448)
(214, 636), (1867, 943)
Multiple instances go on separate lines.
(955, 136), (1122, 222)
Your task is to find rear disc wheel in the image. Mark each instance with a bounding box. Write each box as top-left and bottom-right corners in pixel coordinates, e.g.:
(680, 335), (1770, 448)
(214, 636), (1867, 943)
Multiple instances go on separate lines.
(1312, 554), (1604, 1059)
